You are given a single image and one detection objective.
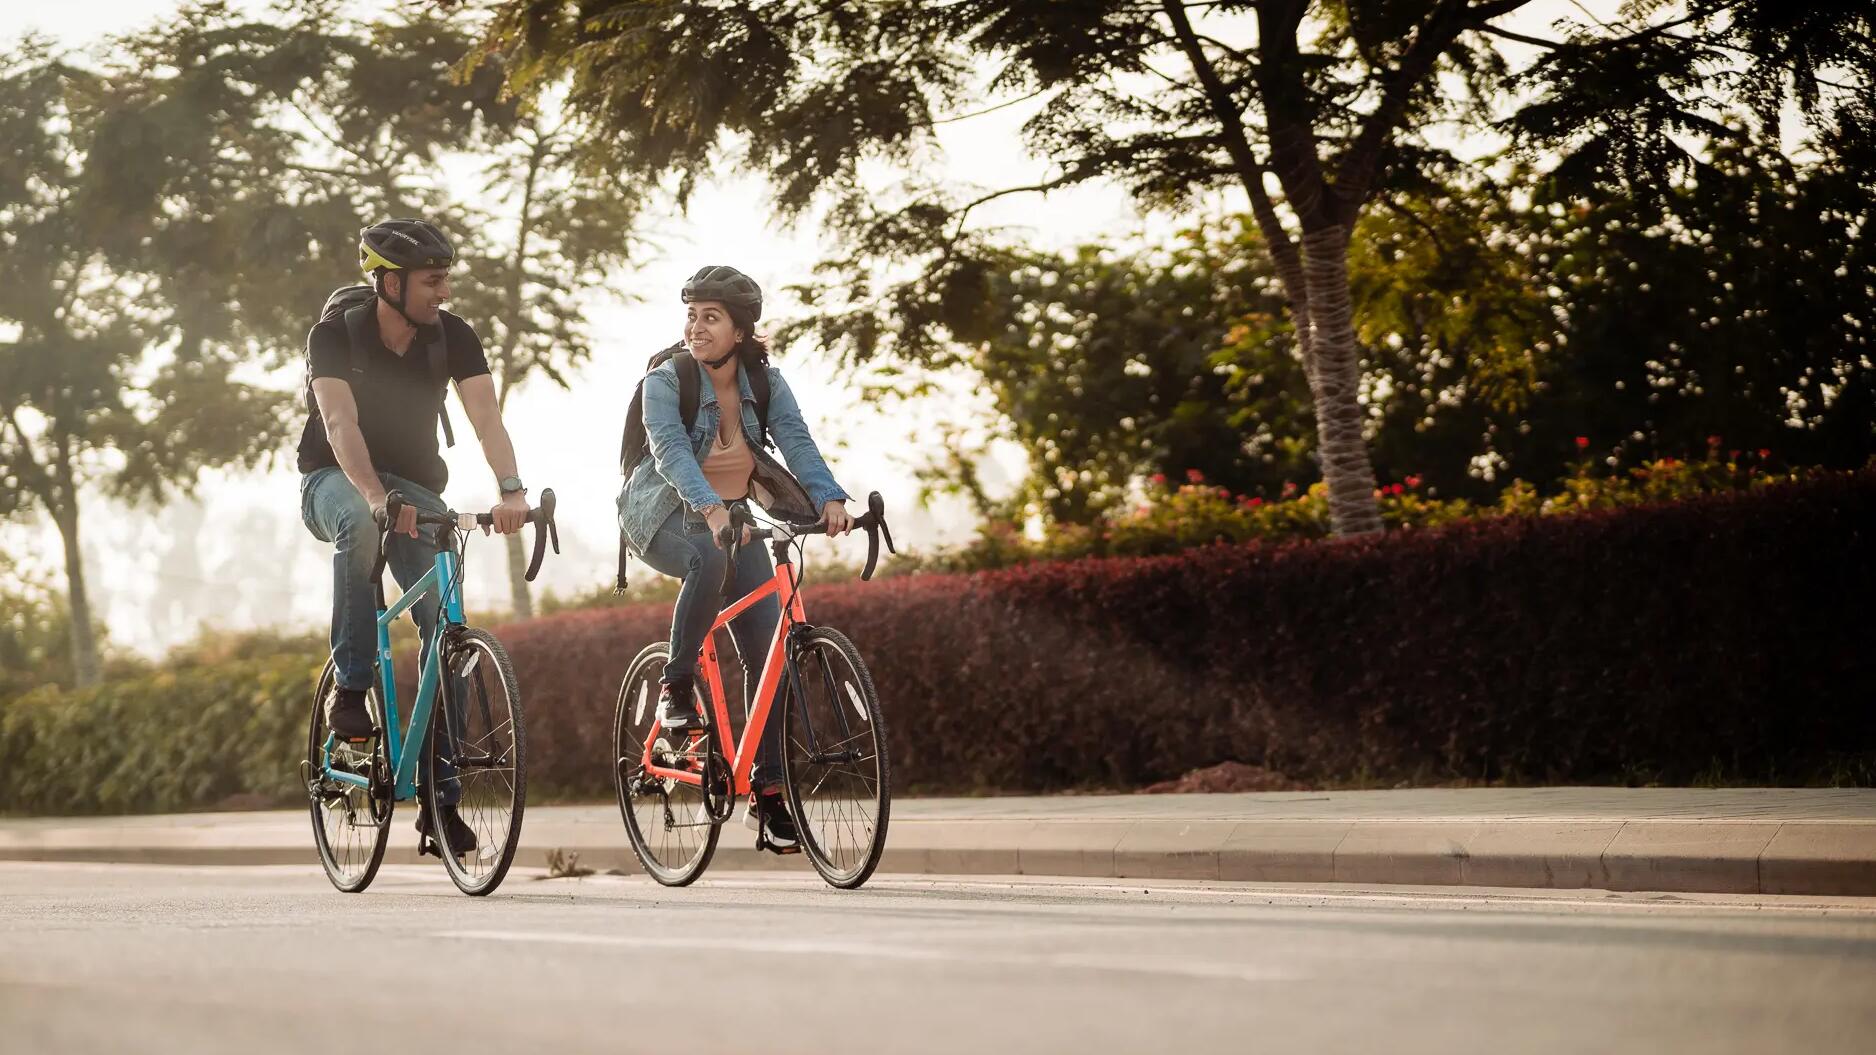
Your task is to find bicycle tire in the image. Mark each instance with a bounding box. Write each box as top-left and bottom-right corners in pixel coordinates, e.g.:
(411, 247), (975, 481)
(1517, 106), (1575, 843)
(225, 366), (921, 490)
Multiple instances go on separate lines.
(307, 661), (392, 893)
(424, 627), (527, 896)
(614, 641), (720, 886)
(781, 627), (891, 889)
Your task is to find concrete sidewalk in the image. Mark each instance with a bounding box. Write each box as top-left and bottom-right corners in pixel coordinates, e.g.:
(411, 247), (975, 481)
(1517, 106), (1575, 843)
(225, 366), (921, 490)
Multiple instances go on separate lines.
(2, 787), (1872, 895)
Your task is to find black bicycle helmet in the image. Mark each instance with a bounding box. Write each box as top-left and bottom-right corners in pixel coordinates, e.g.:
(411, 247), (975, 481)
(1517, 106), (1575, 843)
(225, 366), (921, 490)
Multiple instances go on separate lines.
(359, 218), (456, 275)
(680, 265), (763, 322)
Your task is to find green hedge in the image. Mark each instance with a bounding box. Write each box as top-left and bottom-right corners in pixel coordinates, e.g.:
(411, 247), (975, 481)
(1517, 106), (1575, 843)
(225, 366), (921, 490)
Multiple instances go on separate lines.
(0, 654), (319, 815)
(4, 471), (1869, 816)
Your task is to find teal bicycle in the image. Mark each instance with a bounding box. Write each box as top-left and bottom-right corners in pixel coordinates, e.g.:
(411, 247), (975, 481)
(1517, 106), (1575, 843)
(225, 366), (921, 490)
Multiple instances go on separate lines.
(303, 488), (558, 896)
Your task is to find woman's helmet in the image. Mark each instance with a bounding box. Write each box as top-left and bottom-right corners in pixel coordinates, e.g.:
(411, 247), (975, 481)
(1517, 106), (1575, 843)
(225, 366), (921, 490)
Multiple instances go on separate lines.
(359, 219), (455, 276)
(680, 265), (763, 322)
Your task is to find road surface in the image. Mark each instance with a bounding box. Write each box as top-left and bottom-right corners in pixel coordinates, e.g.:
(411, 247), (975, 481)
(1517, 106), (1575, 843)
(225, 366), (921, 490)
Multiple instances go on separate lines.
(2, 862), (1872, 1053)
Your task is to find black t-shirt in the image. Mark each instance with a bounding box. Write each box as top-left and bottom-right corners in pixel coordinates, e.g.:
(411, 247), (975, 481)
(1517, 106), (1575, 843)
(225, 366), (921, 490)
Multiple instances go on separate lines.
(295, 309), (491, 494)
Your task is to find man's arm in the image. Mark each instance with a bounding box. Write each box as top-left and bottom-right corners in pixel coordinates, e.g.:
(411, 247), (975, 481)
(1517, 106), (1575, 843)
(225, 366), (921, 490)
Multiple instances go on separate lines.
(456, 374), (528, 533)
(312, 377), (415, 536)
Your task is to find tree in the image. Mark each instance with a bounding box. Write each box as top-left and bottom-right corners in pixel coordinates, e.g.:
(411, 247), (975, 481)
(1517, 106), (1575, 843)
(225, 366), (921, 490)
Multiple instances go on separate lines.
(450, 110), (644, 617)
(0, 45), (288, 688)
(468, 0), (1871, 536)
(104, 3), (645, 618)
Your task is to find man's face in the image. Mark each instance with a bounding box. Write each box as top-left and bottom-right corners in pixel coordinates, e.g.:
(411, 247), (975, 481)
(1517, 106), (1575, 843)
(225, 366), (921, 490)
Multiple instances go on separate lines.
(393, 267), (451, 323)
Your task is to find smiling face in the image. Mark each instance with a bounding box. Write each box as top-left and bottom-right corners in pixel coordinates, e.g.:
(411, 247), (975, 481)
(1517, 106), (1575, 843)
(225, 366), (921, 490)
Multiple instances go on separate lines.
(684, 299), (744, 361)
(387, 267), (451, 324)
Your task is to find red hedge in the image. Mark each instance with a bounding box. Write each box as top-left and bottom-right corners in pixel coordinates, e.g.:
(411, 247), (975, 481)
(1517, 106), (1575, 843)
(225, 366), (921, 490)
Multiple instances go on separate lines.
(496, 472), (1875, 796)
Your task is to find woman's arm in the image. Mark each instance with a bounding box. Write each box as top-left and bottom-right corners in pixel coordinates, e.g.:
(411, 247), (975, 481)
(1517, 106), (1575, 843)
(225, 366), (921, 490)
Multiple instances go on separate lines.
(643, 365), (722, 513)
(764, 366), (851, 511)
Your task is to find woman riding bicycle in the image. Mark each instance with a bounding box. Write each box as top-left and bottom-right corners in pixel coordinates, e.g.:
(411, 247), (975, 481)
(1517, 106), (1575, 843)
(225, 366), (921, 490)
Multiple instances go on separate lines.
(617, 265), (852, 851)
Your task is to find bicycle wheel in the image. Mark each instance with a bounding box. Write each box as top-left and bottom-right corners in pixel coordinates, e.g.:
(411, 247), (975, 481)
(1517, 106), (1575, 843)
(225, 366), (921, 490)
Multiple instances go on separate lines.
(614, 641), (720, 886)
(424, 627), (526, 896)
(781, 627), (891, 889)
(306, 661), (392, 893)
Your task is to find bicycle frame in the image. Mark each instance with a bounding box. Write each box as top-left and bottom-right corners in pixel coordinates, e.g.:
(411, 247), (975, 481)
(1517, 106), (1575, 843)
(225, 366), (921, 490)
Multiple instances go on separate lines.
(321, 538), (465, 803)
(639, 548), (809, 797)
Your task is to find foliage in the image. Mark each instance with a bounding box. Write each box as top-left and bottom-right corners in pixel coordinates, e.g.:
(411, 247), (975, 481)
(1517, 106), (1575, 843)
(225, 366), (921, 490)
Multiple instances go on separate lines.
(5, 471), (1866, 814)
(895, 449), (1839, 574)
(469, 0), (1874, 537)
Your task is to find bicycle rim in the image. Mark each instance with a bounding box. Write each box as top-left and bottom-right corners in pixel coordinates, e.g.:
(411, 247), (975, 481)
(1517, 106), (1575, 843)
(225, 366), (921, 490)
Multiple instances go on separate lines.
(782, 627), (891, 889)
(307, 662), (392, 893)
(615, 642), (720, 886)
(426, 628), (526, 896)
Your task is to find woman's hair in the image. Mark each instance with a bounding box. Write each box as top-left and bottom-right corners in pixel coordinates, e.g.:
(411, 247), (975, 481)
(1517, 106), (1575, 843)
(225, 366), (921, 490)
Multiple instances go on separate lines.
(728, 305), (771, 367)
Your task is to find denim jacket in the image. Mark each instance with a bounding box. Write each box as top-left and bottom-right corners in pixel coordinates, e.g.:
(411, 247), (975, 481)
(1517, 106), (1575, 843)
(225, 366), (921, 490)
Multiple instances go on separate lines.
(617, 359), (849, 555)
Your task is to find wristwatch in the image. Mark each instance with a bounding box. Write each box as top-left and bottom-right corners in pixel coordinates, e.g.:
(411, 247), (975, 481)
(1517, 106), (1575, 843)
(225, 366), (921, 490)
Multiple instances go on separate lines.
(498, 475), (526, 495)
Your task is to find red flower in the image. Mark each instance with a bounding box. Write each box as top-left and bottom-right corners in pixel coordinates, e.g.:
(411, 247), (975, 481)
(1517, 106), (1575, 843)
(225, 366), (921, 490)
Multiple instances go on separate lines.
(1707, 434), (1723, 448)
(1386, 483), (1406, 496)
(1185, 468), (1206, 484)
(1574, 436), (1590, 450)
(1404, 474), (1423, 489)
(1758, 448), (1771, 459)
(1150, 473), (1166, 485)
(1729, 450), (1740, 460)
(1248, 497), (1264, 507)
(1281, 481), (1298, 497)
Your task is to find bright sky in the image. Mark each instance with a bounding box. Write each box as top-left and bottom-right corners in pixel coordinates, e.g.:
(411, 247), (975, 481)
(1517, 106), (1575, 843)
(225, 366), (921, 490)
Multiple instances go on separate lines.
(0, 1), (1611, 655)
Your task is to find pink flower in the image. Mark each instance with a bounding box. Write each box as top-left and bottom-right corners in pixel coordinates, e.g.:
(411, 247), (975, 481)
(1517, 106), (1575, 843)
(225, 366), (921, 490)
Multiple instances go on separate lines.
(1404, 474), (1423, 489)
(1281, 481), (1298, 497)
(1707, 434), (1723, 448)
(1185, 468), (1206, 484)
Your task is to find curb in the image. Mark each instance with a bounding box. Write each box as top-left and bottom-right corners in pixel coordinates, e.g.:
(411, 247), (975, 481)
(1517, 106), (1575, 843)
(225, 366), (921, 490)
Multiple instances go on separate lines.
(4, 816), (1872, 896)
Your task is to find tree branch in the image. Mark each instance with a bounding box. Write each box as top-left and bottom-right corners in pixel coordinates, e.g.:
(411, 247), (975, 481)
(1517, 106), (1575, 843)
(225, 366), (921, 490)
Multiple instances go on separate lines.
(1333, 0), (1506, 223)
(1251, 0), (1332, 227)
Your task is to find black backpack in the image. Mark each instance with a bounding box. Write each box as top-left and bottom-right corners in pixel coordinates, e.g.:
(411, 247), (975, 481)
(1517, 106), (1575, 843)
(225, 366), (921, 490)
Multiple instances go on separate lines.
(616, 343), (773, 591)
(618, 343), (770, 475)
(315, 285), (455, 447)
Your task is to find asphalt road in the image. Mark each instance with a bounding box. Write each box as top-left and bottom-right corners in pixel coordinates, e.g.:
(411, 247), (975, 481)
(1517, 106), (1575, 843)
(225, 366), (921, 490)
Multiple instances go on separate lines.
(2, 863), (1872, 1054)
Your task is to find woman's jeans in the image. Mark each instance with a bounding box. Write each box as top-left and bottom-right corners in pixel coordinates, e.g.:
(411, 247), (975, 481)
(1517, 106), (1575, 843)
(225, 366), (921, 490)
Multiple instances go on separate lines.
(636, 507), (785, 789)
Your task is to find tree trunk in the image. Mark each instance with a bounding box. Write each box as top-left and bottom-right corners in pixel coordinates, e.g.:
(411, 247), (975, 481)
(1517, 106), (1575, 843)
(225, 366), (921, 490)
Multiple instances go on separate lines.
(1300, 225), (1384, 537)
(53, 501), (102, 688)
(504, 528), (533, 619)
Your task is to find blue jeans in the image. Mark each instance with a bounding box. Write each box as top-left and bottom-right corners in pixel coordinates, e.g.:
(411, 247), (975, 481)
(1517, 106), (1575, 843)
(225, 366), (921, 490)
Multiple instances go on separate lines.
(300, 467), (459, 806)
(637, 507), (785, 789)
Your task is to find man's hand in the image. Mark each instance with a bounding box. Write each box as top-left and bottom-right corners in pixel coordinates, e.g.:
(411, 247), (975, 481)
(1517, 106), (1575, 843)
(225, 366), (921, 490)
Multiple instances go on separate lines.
(821, 500), (853, 537)
(489, 491), (530, 535)
(371, 495), (419, 538)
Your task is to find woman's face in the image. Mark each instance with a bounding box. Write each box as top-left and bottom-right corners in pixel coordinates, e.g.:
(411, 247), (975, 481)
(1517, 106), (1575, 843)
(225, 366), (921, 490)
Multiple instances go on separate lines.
(684, 300), (743, 361)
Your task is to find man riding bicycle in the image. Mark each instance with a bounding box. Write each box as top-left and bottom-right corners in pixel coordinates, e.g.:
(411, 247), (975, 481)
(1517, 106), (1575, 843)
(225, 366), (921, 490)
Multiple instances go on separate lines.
(296, 217), (531, 854)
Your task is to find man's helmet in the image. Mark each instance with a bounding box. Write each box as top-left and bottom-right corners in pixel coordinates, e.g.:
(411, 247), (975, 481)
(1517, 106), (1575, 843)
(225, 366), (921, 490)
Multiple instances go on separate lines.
(359, 219), (455, 276)
(680, 265), (763, 322)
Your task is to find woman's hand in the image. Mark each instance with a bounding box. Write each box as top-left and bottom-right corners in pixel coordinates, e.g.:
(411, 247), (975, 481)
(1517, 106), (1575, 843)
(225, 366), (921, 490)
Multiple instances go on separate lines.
(703, 504), (749, 548)
(821, 500), (853, 537)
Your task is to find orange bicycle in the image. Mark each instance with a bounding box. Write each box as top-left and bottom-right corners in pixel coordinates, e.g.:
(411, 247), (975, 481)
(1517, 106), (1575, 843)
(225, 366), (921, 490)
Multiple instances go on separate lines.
(614, 493), (896, 889)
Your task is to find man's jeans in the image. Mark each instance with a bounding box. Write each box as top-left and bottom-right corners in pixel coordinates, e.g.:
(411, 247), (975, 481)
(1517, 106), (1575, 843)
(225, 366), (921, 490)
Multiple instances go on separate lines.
(300, 467), (460, 807)
(636, 507), (785, 790)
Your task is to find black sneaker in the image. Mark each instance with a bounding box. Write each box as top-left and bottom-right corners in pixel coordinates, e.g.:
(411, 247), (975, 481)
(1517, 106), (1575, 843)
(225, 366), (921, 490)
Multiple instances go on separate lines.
(417, 805), (478, 858)
(743, 790), (799, 853)
(656, 679), (705, 731)
(325, 687), (376, 741)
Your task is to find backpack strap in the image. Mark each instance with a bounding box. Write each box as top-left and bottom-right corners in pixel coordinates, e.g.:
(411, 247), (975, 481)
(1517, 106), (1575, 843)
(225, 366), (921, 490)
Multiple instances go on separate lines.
(748, 362), (772, 447)
(341, 304), (372, 378)
(427, 327), (455, 448)
(674, 350), (701, 430)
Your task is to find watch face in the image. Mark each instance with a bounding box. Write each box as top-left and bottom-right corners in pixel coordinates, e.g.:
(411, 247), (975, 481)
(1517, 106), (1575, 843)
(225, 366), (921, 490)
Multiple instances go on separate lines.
(500, 476), (524, 493)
